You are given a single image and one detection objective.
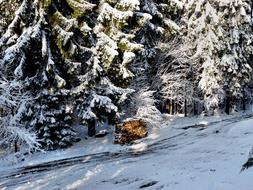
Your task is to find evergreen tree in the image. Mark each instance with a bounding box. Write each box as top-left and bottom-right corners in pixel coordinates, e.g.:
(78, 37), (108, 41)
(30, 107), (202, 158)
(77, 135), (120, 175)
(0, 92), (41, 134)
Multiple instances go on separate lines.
(0, 77), (40, 151)
(122, 0), (184, 122)
(181, 0), (253, 113)
(0, 0), (181, 150)
(0, 0), (132, 149)
(218, 0), (253, 110)
(2, 0), (253, 151)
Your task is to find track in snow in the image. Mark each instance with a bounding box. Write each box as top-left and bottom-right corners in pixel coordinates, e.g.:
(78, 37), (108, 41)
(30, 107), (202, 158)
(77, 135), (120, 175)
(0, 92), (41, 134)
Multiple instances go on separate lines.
(1, 113), (253, 188)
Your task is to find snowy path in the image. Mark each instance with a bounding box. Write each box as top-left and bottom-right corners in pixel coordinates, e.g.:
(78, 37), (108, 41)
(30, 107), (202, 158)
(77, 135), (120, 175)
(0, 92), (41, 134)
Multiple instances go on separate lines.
(1, 114), (253, 190)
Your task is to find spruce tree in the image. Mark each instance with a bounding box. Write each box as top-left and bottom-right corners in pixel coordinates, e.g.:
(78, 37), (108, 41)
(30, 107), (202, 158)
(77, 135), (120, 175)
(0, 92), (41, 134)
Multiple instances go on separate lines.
(218, 0), (253, 110)
(0, 0), (181, 150)
(0, 0), (132, 149)
(181, 0), (253, 113)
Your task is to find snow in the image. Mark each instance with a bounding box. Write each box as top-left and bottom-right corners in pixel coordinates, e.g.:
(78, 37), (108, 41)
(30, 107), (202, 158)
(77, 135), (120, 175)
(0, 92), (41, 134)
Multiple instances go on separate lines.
(90, 94), (118, 113)
(98, 3), (133, 23)
(41, 31), (47, 58)
(14, 55), (25, 77)
(0, 112), (253, 189)
(1, 1), (253, 188)
(117, 0), (140, 11)
(170, 0), (184, 9)
(133, 89), (163, 127)
(135, 12), (152, 26)
(0, 78), (40, 152)
(182, 0), (253, 112)
(122, 52), (135, 65)
(164, 18), (180, 32)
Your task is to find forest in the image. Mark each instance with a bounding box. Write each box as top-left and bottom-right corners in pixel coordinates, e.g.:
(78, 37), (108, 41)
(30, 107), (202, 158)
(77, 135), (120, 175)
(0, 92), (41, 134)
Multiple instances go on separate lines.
(1, 0), (253, 189)
(0, 0), (253, 149)
(1, 0), (253, 151)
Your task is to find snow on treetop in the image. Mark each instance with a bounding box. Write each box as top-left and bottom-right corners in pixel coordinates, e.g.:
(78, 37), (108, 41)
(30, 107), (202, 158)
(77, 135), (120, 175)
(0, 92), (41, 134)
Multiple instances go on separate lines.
(117, 0), (140, 11)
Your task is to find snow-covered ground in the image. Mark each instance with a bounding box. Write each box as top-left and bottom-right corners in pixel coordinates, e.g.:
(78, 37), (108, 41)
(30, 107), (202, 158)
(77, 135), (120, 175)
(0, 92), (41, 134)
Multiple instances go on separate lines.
(1, 112), (253, 190)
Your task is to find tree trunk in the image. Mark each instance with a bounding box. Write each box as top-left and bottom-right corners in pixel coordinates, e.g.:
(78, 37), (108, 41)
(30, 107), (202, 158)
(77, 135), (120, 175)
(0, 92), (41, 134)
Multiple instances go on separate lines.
(165, 99), (171, 114)
(14, 140), (18, 153)
(172, 99), (175, 115)
(175, 99), (178, 114)
(225, 90), (230, 115)
(88, 120), (96, 137)
(193, 101), (198, 115)
(242, 89), (246, 111)
(184, 98), (187, 117)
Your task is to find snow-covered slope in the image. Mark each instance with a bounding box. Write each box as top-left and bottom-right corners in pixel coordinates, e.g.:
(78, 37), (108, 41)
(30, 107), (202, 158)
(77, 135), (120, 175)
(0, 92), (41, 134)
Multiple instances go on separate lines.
(1, 113), (253, 190)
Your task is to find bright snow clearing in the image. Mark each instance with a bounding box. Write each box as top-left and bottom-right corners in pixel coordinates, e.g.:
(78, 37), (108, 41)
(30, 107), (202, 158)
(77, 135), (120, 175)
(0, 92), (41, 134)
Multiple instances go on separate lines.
(0, 113), (253, 190)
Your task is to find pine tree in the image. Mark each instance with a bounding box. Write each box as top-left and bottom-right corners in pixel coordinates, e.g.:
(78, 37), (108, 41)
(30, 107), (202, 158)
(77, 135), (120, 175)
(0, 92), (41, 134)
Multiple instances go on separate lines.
(0, 77), (40, 151)
(218, 0), (253, 110)
(0, 0), (133, 150)
(181, 0), (253, 113)
(181, 0), (223, 112)
(3, 0), (252, 151)
(1, 0), (181, 150)
(148, 1), (199, 116)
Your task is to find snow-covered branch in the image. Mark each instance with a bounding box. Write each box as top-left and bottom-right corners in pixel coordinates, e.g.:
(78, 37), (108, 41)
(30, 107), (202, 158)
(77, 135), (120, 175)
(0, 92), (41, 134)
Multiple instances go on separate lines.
(0, 78), (40, 151)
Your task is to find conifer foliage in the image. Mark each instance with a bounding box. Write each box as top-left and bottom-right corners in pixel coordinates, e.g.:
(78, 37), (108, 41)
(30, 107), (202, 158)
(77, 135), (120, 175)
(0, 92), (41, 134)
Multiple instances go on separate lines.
(0, 0), (179, 150)
(1, 0), (253, 151)
(156, 0), (253, 115)
(181, 0), (253, 112)
(0, 0), (133, 150)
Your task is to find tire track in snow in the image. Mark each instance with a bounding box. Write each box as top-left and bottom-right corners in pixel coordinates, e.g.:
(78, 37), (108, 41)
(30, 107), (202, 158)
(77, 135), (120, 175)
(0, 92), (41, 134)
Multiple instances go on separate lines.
(1, 113), (253, 188)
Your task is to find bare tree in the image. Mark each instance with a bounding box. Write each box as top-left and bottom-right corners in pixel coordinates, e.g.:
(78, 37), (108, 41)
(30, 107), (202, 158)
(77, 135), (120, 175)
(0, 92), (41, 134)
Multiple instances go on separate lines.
(154, 39), (202, 116)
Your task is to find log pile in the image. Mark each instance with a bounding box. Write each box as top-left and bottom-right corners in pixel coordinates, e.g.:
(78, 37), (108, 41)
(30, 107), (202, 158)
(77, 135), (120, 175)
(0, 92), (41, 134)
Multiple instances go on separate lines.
(114, 119), (148, 144)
